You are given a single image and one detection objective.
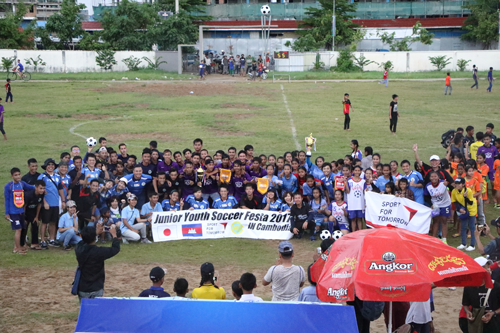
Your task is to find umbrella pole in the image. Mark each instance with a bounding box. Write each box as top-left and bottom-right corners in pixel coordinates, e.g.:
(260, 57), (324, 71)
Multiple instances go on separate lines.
(388, 301), (393, 333)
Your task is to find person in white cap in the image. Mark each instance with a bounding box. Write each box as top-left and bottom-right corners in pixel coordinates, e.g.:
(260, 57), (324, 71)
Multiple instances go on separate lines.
(461, 257), (500, 332)
(413, 144), (455, 187)
(57, 200), (82, 250)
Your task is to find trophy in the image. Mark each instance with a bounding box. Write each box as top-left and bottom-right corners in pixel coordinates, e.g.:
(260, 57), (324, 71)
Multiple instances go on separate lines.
(305, 133), (317, 151)
(196, 167), (204, 182)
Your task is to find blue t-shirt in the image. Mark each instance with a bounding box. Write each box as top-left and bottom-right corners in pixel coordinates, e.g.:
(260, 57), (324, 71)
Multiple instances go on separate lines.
(185, 195), (210, 210)
(59, 174), (71, 198)
(375, 175), (398, 192)
(401, 171), (424, 205)
(37, 173), (63, 207)
(124, 174), (153, 197)
(212, 196), (238, 209)
(162, 200), (181, 211)
(261, 197), (283, 211)
(18, 63), (23, 71)
(279, 174), (298, 195)
(57, 212), (77, 238)
(141, 202), (163, 216)
(138, 286), (170, 298)
(320, 173), (335, 198)
(120, 206), (141, 232)
(82, 167), (104, 183)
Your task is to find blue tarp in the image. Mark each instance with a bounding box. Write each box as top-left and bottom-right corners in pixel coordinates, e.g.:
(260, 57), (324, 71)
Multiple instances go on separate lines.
(75, 297), (358, 333)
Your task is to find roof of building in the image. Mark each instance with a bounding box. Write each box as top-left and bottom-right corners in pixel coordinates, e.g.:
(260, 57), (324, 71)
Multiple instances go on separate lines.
(81, 17), (467, 32)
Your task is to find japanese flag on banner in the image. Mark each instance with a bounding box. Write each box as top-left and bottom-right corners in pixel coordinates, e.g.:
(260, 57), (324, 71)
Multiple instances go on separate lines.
(365, 192), (432, 234)
(156, 225), (178, 242)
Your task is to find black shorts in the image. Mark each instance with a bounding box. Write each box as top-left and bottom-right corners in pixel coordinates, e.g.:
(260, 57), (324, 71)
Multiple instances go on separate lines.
(42, 206), (59, 224)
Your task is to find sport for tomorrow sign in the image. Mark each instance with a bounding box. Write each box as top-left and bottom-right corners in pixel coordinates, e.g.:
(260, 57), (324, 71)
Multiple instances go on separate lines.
(151, 210), (293, 242)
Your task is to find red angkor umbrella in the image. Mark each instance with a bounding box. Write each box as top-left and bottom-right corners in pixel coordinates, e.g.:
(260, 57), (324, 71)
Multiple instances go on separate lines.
(316, 227), (492, 331)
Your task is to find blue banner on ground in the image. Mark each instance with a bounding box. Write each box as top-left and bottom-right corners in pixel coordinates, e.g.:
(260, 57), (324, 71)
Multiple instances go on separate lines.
(75, 297), (358, 333)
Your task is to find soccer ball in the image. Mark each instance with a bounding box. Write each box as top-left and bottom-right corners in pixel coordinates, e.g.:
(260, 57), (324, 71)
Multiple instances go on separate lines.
(332, 230), (344, 241)
(261, 5), (271, 15)
(320, 230), (331, 241)
(86, 137), (97, 147)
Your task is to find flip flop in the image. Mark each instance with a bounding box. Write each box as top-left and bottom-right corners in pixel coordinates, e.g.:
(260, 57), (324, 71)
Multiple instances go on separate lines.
(452, 233), (460, 238)
(30, 246), (42, 250)
(13, 249), (27, 255)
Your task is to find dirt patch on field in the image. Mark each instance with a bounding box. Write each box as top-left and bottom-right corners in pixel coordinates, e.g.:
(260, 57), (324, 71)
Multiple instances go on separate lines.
(214, 113), (256, 120)
(219, 103), (263, 110)
(70, 113), (115, 120)
(25, 113), (56, 119)
(105, 103), (150, 109)
(25, 113), (114, 120)
(106, 131), (181, 143)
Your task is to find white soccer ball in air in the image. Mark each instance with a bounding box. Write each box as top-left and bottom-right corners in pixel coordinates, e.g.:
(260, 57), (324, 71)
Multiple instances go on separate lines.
(261, 5), (271, 15)
(332, 230), (344, 241)
(86, 137), (97, 147)
(320, 229), (331, 241)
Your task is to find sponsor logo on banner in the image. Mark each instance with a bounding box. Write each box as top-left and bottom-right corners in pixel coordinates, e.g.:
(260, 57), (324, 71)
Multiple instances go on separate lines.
(327, 287), (349, 300)
(231, 221), (243, 235)
(332, 257), (358, 272)
(366, 253), (416, 274)
(182, 224), (203, 237)
(380, 286), (406, 292)
(428, 255), (466, 271)
(332, 272), (353, 279)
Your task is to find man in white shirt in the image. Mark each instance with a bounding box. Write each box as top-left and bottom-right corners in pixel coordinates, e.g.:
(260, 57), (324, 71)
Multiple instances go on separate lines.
(262, 241), (306, 301)
(239, 273), (263, 302)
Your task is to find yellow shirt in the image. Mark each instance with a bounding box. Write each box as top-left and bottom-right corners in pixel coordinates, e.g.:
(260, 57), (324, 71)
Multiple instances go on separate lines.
(451, 188), (477, 217)
(470, 141), (484, 160)
(191, 285), (226, 300)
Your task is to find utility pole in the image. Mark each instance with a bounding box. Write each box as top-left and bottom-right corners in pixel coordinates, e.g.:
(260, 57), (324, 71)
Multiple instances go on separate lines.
(175, 0), (179, 14)
(332, 0), (336, 51)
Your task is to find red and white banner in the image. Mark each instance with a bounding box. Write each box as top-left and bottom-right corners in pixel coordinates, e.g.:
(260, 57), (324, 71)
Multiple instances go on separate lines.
(365, 192), (432, 234)
(152, 209), (293, 242)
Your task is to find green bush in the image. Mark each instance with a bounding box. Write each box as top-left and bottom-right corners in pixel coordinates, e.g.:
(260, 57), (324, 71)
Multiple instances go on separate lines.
(429, 55), (452, 71)
(379, 60), (394, 71)
(122, 56), (142, 71)
(332, 48), (360, 73)
(456, 59), (471, 72)
(96, 50), (117, 70)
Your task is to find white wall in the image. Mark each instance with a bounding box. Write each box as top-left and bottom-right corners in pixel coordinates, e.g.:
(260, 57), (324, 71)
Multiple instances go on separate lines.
(0, 50), (167, 73)
(273, 50), (500, 72)
(1, 49), (498, 73)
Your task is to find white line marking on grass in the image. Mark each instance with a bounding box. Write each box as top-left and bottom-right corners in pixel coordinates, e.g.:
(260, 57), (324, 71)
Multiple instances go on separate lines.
(69, 121), (94, 139)
(280, 84), (301, 150)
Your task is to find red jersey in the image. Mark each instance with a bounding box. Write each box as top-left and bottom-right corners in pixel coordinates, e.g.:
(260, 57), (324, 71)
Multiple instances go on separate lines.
(383, 71), (388, 79)
(343, 99), (351, 114)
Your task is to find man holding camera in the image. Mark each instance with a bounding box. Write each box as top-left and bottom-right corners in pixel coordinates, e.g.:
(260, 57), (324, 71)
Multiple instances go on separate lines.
(475, 218), (500, 280)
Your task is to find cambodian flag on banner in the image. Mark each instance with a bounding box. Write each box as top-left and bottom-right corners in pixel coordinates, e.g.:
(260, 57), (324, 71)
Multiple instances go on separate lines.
(182, 224), (203, 237)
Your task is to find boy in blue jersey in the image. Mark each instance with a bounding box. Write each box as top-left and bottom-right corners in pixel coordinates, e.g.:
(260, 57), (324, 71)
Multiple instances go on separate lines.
(81, 153), (105, 186)
(401, 160), (425, 205)
(38, 158), (66, 249)
(124, 166), (153, 208)
(5, 167), (35, 254)
(320, 163), (335, 203)
(212, 185), (238, 209)
(141, 192), (162, 224)
(58, 161), (72, 201)
(139, 267), (170, 298)
(161, 190), (183, 211)
(185, 187), (210, 210)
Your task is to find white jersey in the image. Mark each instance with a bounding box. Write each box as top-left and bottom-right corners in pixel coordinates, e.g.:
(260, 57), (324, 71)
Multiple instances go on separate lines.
(329, 201), (348, 226)
(425, 182), (451, 208)
(346, 178), (367, 211)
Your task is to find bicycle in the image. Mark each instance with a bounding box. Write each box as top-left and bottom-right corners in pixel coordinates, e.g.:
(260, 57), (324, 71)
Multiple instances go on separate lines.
(7, 70), (31, 82)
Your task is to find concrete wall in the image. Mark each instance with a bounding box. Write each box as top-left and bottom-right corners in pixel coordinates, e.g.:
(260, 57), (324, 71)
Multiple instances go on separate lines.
(0, 50), (178, 73)
(273, 50), (500, 72)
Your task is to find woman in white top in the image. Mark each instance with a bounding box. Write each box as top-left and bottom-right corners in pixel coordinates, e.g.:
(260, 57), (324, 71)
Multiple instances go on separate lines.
(425, 171), (452, 243)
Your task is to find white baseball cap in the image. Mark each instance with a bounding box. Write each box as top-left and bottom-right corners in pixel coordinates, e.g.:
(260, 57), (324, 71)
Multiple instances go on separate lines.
(474, 256), (491, 267)
(429, 155), (440, 161)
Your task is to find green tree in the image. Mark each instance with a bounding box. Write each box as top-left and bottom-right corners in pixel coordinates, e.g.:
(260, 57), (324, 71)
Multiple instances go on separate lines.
(34, 27), (57, 50)
(45, 0), (87, 50)
(0, 3), (35, 49)
(79, 32), (109, 50)
(461, 0), (499, 49)
(157, 0), (211, 21)
(148, 11), (199, 51)
(99, 0), (157, 50)
(291, 0), (361, 51)
(377, 22), (433, 51)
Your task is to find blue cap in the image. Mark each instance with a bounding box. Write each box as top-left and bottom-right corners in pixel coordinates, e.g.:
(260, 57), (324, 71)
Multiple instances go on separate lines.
(278, 241), (293, 254)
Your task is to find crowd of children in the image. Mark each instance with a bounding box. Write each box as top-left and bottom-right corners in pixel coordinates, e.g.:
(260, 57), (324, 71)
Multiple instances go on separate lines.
(4, 125), (499, 253)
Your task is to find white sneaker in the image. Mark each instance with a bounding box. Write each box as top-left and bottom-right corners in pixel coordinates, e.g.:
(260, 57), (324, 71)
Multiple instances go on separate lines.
(141, 238), (152, 244)
(466, 246), (475, 252)
(457, 244), (466, 250)
(122, 238), (129, 244)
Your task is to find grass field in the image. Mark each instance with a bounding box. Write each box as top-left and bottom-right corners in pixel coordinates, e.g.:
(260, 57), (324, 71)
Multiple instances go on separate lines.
(0, 76), (499, 332)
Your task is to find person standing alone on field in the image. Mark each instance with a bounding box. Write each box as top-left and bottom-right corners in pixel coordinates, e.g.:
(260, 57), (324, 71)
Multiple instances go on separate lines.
(487, 67), (493, 92)
(471, 65), (478, 89)
(0, 98), (6, 140)
(444, 72), (452, 95)
(379, 67), (389, 87)
(389, 94), (399, 135)
(76, 225), (120, 301)
(5, 79), (12, 103)
(342, 93), (353, 131)
(222, 56), (229, 75)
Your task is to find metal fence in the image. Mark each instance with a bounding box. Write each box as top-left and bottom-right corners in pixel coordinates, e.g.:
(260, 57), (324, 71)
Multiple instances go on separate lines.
(189, 1), (469, 20)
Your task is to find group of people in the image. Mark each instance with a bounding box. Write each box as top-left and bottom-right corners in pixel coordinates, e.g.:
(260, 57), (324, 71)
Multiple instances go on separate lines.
(4, 125), (500, 252)
(199, 53), (269, 80)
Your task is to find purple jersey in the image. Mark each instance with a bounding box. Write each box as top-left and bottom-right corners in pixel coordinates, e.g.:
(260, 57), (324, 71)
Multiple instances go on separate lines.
(202, 174), (219, 194)
(231, 173), (253, 201)
(0, 105), (4, 122)
(477, 145), (499, 175)
(140, 162), (157, 177)
(157, 160), (179, 175)
(245, 165), (266, 179)
(181, 172), (196, 199)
